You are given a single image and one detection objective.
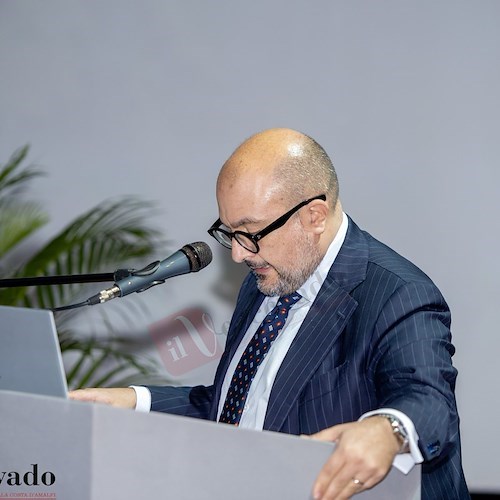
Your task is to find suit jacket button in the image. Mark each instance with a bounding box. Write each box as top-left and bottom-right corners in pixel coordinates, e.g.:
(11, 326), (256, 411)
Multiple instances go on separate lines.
(427, 441), (441, 455)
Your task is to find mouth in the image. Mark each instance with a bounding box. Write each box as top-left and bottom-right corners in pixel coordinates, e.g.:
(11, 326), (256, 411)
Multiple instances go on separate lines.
(246, 261), (272, 274)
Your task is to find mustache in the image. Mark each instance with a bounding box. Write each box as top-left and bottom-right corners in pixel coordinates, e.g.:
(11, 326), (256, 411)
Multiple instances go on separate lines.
(245, 259), (269, 270)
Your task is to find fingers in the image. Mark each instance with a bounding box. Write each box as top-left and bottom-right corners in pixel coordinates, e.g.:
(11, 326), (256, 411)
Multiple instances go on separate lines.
(335, 477), (368, 500)
(312, 444), (376, 499)
(69, 387), (137, 409)
(311, 419), (397, 499)
(312, 449), (347, 499)
(313, 455), (381, 499)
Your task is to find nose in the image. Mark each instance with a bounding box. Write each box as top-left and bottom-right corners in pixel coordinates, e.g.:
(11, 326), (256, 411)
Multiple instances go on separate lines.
(231, 238), (254, 263)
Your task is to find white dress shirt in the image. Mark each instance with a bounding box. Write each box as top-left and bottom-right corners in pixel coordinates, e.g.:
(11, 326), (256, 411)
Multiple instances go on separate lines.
(216, 212), (349, 427)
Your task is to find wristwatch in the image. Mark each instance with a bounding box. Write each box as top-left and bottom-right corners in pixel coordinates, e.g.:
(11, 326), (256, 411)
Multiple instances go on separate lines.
(376, 413), (410, 454)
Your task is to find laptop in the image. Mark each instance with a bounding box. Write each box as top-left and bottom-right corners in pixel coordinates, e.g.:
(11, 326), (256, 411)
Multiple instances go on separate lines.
(0, 305), (68, 398)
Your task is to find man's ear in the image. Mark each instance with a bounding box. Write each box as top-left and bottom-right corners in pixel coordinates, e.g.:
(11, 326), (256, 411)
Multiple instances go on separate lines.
(301, 200), (328, 234)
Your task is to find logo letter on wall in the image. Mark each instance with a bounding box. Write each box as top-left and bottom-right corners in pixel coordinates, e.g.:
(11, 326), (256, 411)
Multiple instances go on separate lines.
(149, 308), (224, 376)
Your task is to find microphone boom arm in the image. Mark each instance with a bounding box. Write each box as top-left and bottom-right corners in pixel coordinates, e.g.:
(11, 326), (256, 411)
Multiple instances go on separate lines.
(0, 272), (128, 288)
(2, 242), (213, 312)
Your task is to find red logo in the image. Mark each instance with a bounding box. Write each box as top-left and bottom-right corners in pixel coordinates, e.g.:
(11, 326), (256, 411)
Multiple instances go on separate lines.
(149, 308), (224, 376)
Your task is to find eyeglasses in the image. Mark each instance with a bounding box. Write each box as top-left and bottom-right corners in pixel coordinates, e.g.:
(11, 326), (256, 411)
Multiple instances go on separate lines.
(207, 194), (326, 254)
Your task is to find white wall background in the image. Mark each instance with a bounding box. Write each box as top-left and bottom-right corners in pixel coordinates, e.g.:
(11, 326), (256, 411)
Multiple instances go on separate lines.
(1, 1), (498, 492)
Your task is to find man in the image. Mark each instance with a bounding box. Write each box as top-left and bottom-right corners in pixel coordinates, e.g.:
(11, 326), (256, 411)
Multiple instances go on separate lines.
(71, 128), (469, 499)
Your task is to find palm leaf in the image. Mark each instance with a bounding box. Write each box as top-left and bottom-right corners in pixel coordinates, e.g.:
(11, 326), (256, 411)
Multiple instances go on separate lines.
(0, 145), (45, 196)
(62, 337), (161, 389)
(0, 145), (48, 261)
(0, 201), (48, 258)
(0, 197), (164, 309)
(0, 146), (169, 388)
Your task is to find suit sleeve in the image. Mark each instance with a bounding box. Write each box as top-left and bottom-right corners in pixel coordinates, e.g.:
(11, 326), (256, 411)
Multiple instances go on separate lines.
(371, 280), (459, 463)
(146, 384), (215, 420)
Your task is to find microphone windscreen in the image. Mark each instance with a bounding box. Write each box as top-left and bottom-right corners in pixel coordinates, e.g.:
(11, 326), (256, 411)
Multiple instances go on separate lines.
(181, 242), (213, 272)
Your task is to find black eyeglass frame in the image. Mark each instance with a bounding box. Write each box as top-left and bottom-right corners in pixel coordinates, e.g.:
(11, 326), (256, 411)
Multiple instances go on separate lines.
(207, 194), (327, 254)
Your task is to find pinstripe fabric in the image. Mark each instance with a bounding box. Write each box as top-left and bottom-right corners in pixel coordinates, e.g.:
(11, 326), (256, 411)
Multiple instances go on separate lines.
(147, 217), (469, 499)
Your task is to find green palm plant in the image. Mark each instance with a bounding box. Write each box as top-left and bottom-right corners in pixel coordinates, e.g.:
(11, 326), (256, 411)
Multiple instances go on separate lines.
(0, 145), (168, 388)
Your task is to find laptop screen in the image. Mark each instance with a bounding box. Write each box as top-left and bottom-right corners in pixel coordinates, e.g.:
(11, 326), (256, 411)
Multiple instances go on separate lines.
(0, 305), (68, 398)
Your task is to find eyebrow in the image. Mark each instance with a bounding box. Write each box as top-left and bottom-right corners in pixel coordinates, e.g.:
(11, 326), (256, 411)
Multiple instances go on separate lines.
(225, 216), (263, 230)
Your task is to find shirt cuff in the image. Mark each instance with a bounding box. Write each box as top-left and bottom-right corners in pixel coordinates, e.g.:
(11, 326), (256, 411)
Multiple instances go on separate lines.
(359, 408), (424, 474)
(130, 385), (152, 413)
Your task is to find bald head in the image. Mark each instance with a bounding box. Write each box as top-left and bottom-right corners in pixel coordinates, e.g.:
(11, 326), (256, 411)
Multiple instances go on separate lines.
(213, 129), (342, 293)
(217, 128), (339, 208)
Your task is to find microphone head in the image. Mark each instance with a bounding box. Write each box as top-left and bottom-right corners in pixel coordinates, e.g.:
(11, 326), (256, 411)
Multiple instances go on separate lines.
(181, 242), (213, 272)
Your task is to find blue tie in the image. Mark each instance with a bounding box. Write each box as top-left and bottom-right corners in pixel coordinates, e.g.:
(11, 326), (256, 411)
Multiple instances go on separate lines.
(219, 292), (302, 425)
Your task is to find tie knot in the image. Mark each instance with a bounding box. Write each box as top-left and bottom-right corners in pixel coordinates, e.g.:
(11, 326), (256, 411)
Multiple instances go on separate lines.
(277, 292), (302, 309)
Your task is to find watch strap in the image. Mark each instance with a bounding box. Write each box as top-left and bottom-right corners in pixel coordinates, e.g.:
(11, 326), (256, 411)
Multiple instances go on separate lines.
(375, 413), (410, 454)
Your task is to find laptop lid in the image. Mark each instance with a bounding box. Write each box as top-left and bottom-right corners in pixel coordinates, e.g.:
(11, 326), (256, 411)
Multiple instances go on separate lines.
(0, 305), (68, 398)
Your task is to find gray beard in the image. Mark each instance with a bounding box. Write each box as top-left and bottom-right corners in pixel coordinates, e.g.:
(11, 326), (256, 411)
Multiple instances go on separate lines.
(252, 241), (323, 297)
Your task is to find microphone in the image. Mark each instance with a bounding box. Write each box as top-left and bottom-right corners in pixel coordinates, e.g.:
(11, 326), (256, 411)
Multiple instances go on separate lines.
(88, 241), (212, 305)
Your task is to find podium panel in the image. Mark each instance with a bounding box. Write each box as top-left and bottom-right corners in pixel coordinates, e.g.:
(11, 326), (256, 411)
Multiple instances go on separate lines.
(0, 390), (420, 499)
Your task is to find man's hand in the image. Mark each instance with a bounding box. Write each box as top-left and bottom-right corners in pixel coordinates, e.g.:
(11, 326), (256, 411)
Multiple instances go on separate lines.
(69, 387), (137, 409)
(310, 417), (400, 499)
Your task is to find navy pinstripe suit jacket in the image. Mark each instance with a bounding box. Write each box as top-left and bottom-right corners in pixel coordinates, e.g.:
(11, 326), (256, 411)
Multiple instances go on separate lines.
(148, 217), (469, 499)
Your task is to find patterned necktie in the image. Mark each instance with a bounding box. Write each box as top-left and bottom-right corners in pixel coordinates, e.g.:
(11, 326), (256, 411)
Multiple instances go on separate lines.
(219, 292), (302, 425)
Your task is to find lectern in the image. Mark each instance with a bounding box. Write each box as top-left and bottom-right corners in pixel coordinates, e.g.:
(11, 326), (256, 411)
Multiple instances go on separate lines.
(0, 390), (420, 499)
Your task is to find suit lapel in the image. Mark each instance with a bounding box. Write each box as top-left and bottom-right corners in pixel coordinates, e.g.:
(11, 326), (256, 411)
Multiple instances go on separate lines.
(264, 282), (357, 431)
(264, 218), (369, 432)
